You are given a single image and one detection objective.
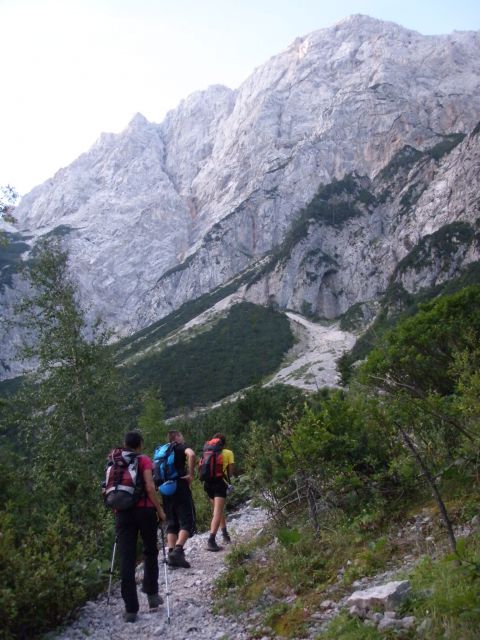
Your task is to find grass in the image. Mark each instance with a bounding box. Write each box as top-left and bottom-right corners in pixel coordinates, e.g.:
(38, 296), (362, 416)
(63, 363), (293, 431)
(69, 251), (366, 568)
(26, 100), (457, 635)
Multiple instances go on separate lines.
(395, 533), (480, 640)
(264, 601), (309, 637)
(214, 516), (400, 637)
(321, 613), (384, 639)
(215, 472), (480, 639)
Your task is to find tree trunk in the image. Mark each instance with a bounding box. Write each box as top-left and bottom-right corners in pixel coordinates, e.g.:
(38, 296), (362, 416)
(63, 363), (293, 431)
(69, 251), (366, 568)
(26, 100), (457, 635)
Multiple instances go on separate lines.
(397, 423), (458, 556)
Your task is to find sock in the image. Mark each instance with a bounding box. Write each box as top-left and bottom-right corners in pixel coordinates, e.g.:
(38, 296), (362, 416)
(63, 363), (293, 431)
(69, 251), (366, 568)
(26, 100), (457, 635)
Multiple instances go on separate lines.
(175, 544), (183, 550)
(208, 533), (216, 542)
(221, 527), (228, 535)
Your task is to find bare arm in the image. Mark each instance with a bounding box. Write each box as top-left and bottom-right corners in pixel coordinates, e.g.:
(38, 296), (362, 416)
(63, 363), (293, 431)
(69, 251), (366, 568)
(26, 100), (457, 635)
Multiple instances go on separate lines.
(143, 468), (166, 521)
(181, 447), (196, 486)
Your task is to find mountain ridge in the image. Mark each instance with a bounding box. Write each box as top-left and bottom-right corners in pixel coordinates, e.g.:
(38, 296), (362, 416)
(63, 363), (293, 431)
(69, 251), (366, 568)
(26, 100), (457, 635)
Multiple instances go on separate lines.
(2, 15), (480, 383)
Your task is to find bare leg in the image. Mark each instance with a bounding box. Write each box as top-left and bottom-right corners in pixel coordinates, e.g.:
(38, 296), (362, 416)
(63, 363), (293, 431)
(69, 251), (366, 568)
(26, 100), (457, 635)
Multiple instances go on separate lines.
(177, 530), (189, 546)
(209, 497), (226, 536)
(208, 498), (226, 529)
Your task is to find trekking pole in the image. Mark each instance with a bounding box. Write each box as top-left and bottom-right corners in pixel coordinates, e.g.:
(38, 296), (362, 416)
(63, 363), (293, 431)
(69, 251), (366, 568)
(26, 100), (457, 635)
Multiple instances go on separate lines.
(107, 535), (117, 605)
(159, 525), (172, 624)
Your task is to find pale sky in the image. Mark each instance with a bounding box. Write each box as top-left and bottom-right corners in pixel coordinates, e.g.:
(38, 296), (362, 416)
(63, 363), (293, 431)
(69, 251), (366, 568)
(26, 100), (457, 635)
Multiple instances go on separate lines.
(1, 0), (479, 195)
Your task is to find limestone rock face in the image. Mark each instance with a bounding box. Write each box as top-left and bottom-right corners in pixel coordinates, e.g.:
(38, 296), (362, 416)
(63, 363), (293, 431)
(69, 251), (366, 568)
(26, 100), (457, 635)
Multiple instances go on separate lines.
(243, 127), (480, 319)
(2, 16), (480, 378)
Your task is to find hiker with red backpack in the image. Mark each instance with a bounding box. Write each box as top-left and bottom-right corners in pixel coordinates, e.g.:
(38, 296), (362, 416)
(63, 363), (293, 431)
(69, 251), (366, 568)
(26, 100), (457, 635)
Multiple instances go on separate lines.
(103, 431), (166, 623)
(153, 430), (196, 568)
(199, 433), (235, 551)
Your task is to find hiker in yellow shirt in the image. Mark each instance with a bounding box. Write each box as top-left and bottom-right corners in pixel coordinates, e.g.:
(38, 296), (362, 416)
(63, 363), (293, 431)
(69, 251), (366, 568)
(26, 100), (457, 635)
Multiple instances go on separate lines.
(202, 432), (235, 551)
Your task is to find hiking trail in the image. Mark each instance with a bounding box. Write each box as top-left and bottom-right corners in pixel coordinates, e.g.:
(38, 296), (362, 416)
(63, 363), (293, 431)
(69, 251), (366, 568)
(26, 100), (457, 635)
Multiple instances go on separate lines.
(51, 503), (268, 640)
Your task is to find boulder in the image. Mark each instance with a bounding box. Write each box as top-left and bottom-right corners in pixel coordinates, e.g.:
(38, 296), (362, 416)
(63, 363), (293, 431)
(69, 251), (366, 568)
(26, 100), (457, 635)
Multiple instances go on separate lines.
(345, 580), (411, 611)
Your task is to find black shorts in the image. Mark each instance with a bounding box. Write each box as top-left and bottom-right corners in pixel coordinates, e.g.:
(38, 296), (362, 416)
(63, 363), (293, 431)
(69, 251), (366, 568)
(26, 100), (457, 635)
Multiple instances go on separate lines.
(162, 482), (196, 537)
(204, 479), (227, 499)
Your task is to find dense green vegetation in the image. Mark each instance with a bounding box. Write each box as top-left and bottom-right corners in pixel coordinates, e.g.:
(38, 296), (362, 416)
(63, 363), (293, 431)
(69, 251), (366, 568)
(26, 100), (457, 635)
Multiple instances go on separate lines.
(125, 302), (294, 413)
(214, 285), (480, 639)
(0, 236), (297, 639)
(172, 384), (305, 530)
(0, 241), (131, 639)
(2, 200), (479, 639)
(116, 264), (262, 360)
(339, 235), (480, 383)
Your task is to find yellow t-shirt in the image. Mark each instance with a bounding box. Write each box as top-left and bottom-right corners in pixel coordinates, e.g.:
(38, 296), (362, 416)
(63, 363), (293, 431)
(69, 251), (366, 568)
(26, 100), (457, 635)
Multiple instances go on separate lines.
(222, 448), (234, 474)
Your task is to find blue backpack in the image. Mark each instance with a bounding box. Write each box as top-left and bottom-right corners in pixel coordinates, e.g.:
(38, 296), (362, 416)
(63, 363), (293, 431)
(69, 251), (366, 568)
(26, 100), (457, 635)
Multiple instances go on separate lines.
(153, 443), (178, 495)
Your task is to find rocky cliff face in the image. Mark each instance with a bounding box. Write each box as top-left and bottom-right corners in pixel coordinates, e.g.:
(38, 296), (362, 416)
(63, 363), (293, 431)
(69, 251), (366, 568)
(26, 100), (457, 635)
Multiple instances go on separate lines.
(243, 128), (480, 320)
(2, 15), (480, 378)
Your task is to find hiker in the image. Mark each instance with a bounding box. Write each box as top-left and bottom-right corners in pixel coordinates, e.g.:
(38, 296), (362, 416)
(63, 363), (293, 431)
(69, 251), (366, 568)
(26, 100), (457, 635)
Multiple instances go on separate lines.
(154, 430), (196, 568)
(200, 432), (235, 551)
(111, 431), (166, 623)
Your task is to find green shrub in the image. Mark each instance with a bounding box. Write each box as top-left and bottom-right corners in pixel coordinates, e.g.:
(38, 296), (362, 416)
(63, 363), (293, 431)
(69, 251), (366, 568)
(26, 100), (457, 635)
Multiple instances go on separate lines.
(0, 508), (112, 640)
(359, 285), (480, 396)
(191, 480), (213, 532)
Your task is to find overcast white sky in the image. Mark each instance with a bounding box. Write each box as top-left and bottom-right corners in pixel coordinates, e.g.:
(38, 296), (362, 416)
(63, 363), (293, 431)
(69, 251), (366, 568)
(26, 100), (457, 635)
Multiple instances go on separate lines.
(1, 0), (479, 195)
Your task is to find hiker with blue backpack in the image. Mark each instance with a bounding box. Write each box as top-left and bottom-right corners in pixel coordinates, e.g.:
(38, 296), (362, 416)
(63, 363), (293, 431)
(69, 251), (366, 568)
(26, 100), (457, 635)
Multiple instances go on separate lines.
(103, 431), (166, 623)
(153, 430), (196, 568)
(199, 433), (235, 551)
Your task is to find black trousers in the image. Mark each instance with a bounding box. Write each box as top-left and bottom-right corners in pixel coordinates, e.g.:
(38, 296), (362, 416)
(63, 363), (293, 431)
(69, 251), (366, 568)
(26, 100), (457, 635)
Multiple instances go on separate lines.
(115, 507), (159, 613)
(163, 482), (196, 537)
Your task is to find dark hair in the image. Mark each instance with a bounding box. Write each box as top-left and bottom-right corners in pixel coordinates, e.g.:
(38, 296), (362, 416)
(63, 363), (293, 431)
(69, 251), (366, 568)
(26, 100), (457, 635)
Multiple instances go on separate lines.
(213, 433), (226, 446)
(124, 431), (143, 449)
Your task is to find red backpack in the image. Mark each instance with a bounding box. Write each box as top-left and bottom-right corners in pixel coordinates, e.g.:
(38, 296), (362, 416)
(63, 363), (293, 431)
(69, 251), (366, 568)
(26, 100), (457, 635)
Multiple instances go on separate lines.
(199, 438), (225, 482)
(103, 448), (144, 510)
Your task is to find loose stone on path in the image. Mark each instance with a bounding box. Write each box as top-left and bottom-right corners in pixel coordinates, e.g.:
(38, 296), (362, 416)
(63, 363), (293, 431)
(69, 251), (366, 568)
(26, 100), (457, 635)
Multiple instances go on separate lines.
(51, 504), (268, 640)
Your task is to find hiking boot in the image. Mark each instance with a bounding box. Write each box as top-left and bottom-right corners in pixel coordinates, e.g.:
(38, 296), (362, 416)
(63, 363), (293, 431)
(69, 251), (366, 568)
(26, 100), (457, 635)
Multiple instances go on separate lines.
(168, 546), (191, 568)
(123, 612), (137, 623)
(206, 537), (223, 552)
(221, 531), (232, 544)
(147, 593), (163, 609)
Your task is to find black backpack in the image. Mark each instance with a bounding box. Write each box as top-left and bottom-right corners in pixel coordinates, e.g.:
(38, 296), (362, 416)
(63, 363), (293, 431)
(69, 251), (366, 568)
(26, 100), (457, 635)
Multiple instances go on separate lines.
(103, 448), (144, 510)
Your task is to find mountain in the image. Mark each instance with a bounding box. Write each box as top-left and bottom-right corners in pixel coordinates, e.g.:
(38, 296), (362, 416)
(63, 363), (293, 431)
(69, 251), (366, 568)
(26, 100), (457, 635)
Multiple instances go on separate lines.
(2, 15), (480, 391)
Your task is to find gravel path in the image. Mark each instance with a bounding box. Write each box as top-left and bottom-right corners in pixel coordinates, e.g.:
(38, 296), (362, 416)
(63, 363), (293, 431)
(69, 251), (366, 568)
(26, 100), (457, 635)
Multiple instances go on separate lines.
(52, 504), (268, 640)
